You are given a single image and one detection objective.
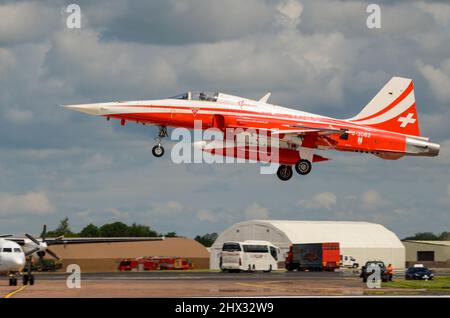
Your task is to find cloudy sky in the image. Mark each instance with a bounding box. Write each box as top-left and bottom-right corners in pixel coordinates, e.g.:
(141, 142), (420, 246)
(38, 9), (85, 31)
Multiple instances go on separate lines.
(0, 0), (449, 239)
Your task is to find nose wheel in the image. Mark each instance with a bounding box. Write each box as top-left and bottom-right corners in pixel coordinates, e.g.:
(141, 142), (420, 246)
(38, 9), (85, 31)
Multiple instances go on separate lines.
(152, 126), (168, 158)
(152, 144), (165, 157)
(8, 276), (17, 286)
(277, 165), (293, 181)
(295, 159), (312, 175)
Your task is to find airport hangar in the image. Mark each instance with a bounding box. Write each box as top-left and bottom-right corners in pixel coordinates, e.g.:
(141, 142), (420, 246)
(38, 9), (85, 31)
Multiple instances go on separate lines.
(50, 237), (210, 271)
(403, 240), (450, 268)
(210, 220), (405, 269)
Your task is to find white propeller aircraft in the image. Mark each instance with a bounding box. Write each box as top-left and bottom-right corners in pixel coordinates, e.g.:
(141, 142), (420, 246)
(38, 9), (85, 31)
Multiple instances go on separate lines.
(1, 225), (163, 286)
(0, 237), (26, 286)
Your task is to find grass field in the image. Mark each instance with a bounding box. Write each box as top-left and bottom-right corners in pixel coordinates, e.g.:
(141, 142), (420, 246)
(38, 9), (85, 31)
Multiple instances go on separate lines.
(384, 277), (450, 291)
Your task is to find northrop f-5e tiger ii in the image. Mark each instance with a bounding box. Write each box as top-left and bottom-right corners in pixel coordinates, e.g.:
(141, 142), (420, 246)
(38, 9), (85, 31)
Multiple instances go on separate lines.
(65, 77), (440, 181)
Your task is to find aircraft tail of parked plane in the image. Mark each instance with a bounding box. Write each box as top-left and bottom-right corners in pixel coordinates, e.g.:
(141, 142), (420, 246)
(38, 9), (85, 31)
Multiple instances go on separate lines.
(348, 77), (420, 137)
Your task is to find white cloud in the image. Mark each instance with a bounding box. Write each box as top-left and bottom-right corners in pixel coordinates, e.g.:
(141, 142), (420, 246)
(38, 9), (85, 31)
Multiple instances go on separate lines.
(0, 191), (55, 215)
(361, 190), (387, 207)
(276, 0), (303, 29)
(244, 203), (269, 220)
(0, 2), (59, 46)
(105, 208), (129, 220)
(148, 201), (184, 215)
(416, 59), (450, 103)
(4, 109), (33, 124)
(196, 209), (217, 222)
(299, 192), (337, 210)
(81, 153), (113, 170)
(415, 2), (450, 27)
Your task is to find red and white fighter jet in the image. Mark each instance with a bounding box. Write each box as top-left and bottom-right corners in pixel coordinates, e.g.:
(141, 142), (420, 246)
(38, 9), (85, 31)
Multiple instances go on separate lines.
(65, 77), (440, 181)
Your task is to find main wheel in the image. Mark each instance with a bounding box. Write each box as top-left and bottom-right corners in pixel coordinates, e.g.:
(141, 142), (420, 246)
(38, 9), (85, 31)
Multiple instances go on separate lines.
(23, 274), (29, 285)
(277, 165), (293, 181)
(152, 145), (165, 157)
(295, 159), (312, 175)
(8, 278), (13, 286)
(264, 265), (272, 273)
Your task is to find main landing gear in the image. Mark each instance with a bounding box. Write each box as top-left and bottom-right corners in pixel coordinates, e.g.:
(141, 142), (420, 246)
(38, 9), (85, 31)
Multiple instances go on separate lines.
(277, 159), (312, 181)
(152, 126), (168, 158)
(277, 165), (293, 181)
(295, 159), (312, 175)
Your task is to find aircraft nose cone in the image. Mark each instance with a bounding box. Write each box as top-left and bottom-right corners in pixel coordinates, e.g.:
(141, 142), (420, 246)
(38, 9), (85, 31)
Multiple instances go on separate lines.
(15, 258), (25, 267)
(64, 103), (103, 116)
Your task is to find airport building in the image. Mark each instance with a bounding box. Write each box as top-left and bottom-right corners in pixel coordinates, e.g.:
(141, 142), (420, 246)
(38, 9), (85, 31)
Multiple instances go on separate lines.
(403, 240), (450, 268)
(50, 237), (209, 271)
(210, 220), (405, 269)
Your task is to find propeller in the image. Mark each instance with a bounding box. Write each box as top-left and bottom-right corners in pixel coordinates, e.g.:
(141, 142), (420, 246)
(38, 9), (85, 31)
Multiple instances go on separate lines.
(25, 247), (40, 256)
(25, 225), (61, 261)
(0, 234), (14, 238)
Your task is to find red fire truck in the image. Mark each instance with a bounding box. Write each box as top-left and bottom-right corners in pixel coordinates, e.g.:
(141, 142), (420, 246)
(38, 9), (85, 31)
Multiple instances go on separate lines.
(118, 257), (193, 271)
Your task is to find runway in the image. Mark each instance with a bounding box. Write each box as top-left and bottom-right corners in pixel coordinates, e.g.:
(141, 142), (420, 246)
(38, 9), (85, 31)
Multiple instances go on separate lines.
(2, 270), (442, 298)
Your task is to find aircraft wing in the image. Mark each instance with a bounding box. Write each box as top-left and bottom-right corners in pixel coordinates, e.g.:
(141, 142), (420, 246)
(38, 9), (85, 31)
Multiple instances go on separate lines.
(4, 236), (164, 246)
(230, 119), (348, 136)
(3, 237), (26, 245)
(44, 237), (164, 245)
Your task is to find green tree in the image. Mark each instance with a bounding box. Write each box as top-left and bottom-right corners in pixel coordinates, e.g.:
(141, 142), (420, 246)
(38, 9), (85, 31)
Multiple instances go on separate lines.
(438, 232), (450, 240)
(99, 222), (130, 237)
(128, 223), (158, 237)
(194, 232), (218, 247)
(165, 232), (178, 237)
(46, 217), (76, 237)
(79, 223), (100, 237)
(404, 232), (439, 240)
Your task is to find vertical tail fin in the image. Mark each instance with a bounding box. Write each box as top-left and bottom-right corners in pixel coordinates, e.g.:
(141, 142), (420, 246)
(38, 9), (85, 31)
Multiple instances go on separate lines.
(348, 77), (421, 136)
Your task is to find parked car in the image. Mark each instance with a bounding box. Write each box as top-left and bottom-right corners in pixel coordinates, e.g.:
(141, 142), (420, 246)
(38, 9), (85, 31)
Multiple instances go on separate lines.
(340, 255), (359, 268)
(360, 261), (390, 283)
(405, 265), (434, 280)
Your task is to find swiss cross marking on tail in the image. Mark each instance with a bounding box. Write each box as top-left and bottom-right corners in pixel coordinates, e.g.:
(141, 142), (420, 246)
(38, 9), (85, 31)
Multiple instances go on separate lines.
(398, 113), (416, 128)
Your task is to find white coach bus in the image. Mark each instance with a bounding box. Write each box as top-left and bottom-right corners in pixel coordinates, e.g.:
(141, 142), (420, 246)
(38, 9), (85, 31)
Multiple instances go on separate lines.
(219, 240), (280, 272)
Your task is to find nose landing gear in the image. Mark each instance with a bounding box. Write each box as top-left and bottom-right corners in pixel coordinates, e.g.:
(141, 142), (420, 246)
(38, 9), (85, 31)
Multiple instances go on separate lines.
(8, 275), (17, 286)
(152, 126), (168, 158)
(277, 165), (293, 181)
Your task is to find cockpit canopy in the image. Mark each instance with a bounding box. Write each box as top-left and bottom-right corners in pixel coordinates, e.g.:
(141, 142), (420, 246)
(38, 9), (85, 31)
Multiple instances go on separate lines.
(170, 91), (262, 107)
(171, 91), (218, 102)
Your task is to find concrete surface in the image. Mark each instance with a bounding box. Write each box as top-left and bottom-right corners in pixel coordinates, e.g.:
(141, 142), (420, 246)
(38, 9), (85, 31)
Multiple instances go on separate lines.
(1, 271), (449, 298)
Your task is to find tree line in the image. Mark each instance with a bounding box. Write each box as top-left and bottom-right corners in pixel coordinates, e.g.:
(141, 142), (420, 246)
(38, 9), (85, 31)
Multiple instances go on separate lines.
(45, 217), (177, 238)
(44, 217), (218, 247)
(403, 231), (450, 241)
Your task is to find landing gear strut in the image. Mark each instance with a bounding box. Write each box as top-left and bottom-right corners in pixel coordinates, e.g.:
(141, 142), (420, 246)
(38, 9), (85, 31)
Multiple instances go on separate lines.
(23, 256), (35, 285)
(277, 165), (293, 181)
(8, 275), (17, 286)
(152, 126), (168, 158)
(295, 159), (312, 175)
